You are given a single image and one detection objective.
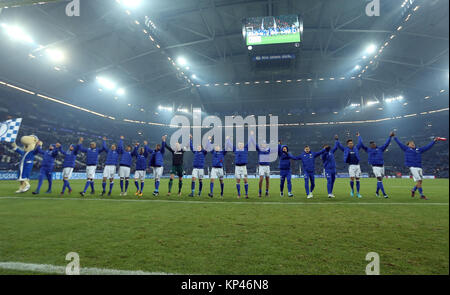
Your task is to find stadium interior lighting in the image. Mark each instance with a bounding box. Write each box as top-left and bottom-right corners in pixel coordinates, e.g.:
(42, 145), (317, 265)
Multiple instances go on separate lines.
(367, 100), (380, 106)
(45, 48), (65, 62)
(1, 24), (33, 44)
(177, 57), (188, 66)
(350, 103), (360, 108)
(96, 76), (116, 90)
(366, 44), (377, 55)
(191, 74), (197, 79)
(385, 95), (404, 103)
(119, 0), (142, 8)
(158, 105), (173, 112)
(177, 108), (189, 113)
(116, 88), (125, 96)
(354, 65), (361, 70)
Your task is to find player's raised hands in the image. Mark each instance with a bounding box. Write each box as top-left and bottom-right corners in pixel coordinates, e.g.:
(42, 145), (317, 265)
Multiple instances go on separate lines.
(135, 142), (140, 147)
(208, 136), (212, 141)
(120, 136), (124, 140)
(162, 135), (167, 141)
(103, 137), (107, 141)
(143, 140), (148, 145)
(334, 135), (339, 140)
(79, 137), (84, 143)
(356, 132), (360, 137)
(37, 141), (43, 146)
(278, 140), (282, 145)
(11, 142), (17, 149)
(390, 131), (395, 137)
(55, 143), (61, 148)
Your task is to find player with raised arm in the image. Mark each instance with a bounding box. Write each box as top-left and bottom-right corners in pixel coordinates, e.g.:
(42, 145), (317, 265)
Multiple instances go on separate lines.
(394, 135), (443, 200)
(166, 140), (188, 196)
(278, 139), (299, 198)
(118, 136), (133, 196)
(189, 134), (208, 197)
(58, 144), (79, 195)
(132, 140), (150, 197)
(226, 135), (250, 199)
(298, 145), (326, 199)
(207, 136), (227, 198)
(32, 142), (61, 195)
(149, 135), (166, 196)
(101, 137), (119, 197)
(359, 132), (395, 199)
(336, 133), (364, 198)
(249, 132), (271, 198)
(321, 139), (340, 198)
(77, 137), (104, 197)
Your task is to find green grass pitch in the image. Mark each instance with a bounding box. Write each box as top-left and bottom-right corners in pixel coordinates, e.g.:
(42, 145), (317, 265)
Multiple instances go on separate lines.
(0, 178), (448, 275)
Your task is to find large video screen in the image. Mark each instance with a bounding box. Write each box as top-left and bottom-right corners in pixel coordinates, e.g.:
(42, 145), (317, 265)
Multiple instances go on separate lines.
(243, 15), (302, 46)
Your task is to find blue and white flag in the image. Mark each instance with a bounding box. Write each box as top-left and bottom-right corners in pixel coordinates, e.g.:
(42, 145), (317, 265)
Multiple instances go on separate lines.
(0, 118), (22, 142)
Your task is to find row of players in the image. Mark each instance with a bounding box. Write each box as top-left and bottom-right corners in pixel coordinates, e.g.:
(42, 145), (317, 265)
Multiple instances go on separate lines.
(11, 131), (442, 199)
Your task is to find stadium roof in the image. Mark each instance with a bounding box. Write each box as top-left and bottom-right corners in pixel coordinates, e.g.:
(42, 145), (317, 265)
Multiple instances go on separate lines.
(0, 0), (448, 117)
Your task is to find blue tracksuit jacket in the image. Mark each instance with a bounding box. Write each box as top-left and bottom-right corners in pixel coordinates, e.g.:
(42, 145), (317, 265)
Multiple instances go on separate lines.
(360, 136), (392, 166)
(278, 145), (297, 171)
(149, 141), (166, 167)
(118, 139), (133, 167)
(208, 141), (227, 168)
(103, 140), (119, 166)
(321, 141), (339, 173)
(132, 145), (149, 171)
(337, 139), (363, 165)
(59, 145), (79, 168)
(299, 149), (326, 173)
(77, 143), (104, 166)
(394, 137), (436, 168)
(36, 146), (59, 171)
(190, 139), (207, 169)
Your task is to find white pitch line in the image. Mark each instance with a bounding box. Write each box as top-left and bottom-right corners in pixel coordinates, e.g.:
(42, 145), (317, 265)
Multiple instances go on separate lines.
(0, 261), (174, 275)
(0, 196), (448, 206)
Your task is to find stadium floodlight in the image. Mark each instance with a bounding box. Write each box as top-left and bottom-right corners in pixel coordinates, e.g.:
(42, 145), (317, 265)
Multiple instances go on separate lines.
(350, 103), (360, 108)
(158, 105), (173, 112)
(367, 100), (380, 106)
(177, 57), (188, 66)
(1, 24), (33, 44)
(116, 88), (125, 96)
(366, 44), (377, 55)
(45, 48), (65, 62)
(96, 76), (116, 90)
(354, 65), (361, 70)
(119, 0), (142, 8)
(385, 96), (404, 103)
(177, 108), (189, 113)
(191, 74), (197, 79)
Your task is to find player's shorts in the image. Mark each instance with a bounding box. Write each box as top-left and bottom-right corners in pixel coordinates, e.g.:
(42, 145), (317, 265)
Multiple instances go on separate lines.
(258, 165), (270, 177)
(103, 165), (116, 179)
(372, 166), (385, 178)
(119, 166), (131, 178)
(170, 165), (184, 177)
(235, 166), (248, 179)
(410, 167), (423, 182)
(192, 168), (204, 179)
(86, 166), (97, 179)
(153, 166), (163, 181)
(349, 165), (362, 178)
(62, 167), (74, 179)
(210, 167), (224, 179)
(134, 170), (146, 181)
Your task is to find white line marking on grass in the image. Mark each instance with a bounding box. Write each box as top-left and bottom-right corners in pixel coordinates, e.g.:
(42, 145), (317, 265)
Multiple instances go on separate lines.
(0, 261), (174, 275)
(0, 196), (448, 206)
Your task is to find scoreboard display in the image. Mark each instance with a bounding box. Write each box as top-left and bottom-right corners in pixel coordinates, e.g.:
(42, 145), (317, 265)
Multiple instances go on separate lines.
(243, 14), (303, 46)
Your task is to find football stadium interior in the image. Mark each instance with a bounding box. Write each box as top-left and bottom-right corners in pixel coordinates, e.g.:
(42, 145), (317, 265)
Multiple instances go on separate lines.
(0, 0), (448, 277)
